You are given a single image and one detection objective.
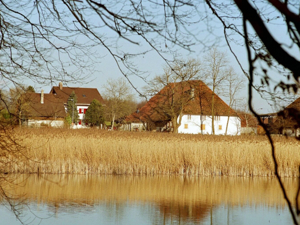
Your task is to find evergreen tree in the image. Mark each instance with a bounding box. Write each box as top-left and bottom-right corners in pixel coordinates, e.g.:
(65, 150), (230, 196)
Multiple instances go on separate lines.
(85, 99), (105, 126)
(67, 91), (79, 124)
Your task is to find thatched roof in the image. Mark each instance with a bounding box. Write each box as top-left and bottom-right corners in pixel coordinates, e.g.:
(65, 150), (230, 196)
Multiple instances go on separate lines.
(126, 80), (237, 123)
(286, 97), (300, 111)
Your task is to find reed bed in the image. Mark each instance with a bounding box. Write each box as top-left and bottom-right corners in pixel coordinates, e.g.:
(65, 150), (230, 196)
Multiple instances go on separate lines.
(4, 128), (300, 177)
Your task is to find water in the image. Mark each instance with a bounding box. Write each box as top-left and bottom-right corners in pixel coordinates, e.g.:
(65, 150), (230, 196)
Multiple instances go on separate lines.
(0, 175), (298, 225)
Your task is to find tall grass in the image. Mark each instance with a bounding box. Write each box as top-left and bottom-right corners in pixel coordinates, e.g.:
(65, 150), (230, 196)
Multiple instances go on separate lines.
(5, 128), (300, 177)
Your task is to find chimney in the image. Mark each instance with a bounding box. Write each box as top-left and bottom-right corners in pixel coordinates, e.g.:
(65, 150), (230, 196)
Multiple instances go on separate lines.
(41, 89), (44, 104)
(59, 82), (63, 90)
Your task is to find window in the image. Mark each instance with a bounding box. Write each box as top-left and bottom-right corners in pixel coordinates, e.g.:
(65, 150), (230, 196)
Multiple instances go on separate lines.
(187, 115), (192, 120)
(201, 124), (205, 130)
(79, 108), (82, 114)
(82, 94), (86, 97)
(214, 116), (220, 121)
(84, 109), (87, 114)
(219, 125), (222, 130)
(184, 124), (188, 129)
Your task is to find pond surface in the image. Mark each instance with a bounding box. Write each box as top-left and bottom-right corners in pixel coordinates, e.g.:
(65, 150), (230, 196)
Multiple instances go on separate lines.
(0, 175), (299, 225)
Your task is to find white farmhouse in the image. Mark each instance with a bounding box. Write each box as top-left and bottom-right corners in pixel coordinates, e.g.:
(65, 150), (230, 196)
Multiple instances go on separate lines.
(178, 114), (240, 135)
(125, 80), (241, 135)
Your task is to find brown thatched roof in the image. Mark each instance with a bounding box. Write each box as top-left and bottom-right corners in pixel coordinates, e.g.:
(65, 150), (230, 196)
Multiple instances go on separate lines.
(50, 85), (104, 105)
(21, 93), (66, 118)
(126, 80), (237, 123)
(286, 97), (300, 111)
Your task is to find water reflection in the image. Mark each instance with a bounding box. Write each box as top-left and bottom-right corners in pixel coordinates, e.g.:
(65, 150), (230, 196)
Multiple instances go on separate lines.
(1, 175), (298, 225)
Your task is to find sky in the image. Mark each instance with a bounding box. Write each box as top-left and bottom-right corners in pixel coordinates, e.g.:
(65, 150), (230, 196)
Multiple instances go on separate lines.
(3, 1), (298, 114)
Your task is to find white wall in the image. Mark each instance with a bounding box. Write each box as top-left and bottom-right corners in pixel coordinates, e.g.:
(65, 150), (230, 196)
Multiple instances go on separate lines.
(178, 115), (241, 135)
(27, 119), (64, 128)
(65, 105), (89, 129)
(75, 105), (89, 128)
(121, 122), (145, 131)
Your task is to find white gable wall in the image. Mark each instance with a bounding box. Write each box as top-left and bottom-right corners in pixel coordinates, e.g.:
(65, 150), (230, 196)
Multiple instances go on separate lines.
(73, 105), (89, 128)
(64, 105), (89, 128)
(178, 115), (241, 135)
(27, 119), (64, 128)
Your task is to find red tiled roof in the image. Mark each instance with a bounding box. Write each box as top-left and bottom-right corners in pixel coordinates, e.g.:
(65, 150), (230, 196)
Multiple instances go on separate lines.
(21, 93), (66, 118)
(286, 97), (300, 111)
(50, 86), (104, 105)
(126, 80), (237, 123)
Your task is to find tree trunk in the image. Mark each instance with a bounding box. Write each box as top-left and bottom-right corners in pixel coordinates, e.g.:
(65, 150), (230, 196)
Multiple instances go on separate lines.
(111, 114), (115, 130)
(225, 115), (230, 135)
(172, 117), (179, 133)
(211, 93), (215, 135)
(19, 111), (22, 128)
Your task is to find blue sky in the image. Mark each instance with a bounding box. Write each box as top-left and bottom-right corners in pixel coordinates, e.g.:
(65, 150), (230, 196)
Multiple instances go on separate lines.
(2, 1), (298, 114)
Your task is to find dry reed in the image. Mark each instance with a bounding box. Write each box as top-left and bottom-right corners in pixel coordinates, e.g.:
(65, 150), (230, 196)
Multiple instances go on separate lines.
(4, 128), (300, 177)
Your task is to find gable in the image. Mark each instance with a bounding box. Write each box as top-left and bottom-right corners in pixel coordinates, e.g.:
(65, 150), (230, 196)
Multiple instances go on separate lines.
(126, 80), (237, 123)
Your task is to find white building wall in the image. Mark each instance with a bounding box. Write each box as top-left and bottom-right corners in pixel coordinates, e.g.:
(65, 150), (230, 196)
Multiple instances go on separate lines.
(27, 119), (64, 128)
(65, 105), (89, 129)
(178, 115), (241, 135)
(121, 122), (145, 131)
(74, 105), (89, 128)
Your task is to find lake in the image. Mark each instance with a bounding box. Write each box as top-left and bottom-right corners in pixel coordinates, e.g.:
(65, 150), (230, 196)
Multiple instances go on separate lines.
(0, 175), (298, 225)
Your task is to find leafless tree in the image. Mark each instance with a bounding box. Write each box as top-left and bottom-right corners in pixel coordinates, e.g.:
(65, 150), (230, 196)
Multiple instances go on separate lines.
(203, 48), (229, 134)
(204, 1), (300, 223)
(0, 0), (203, 95)
(146, 59), (202, 133)
(224, 67), (244, 135)
(103, 78), (136, 130)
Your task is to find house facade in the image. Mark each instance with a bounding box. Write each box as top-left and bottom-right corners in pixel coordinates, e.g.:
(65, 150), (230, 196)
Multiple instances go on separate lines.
(20, 90), (66, 127)
(125, 80), (241, 135)
(21, 82), (104, 128)
(50, 82), (104, 128)
(178, 114), (240, 135)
